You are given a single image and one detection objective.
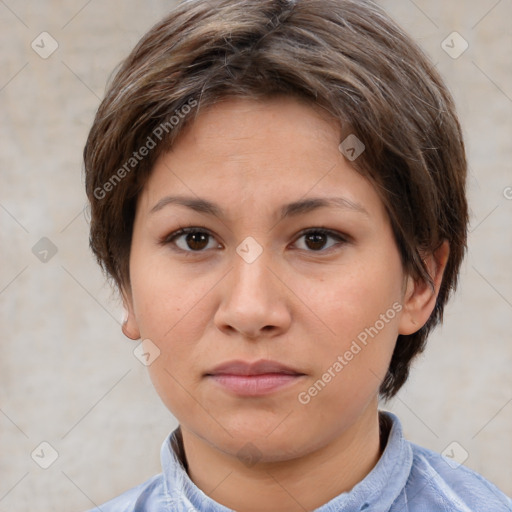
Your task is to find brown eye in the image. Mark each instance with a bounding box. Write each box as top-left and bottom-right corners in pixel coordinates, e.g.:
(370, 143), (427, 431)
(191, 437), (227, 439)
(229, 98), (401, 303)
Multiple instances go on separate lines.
(304, 232), (329, 251)
(184, 231), (209, 251)
(294, 228), (347, 253)
(164, 228), (219, 252)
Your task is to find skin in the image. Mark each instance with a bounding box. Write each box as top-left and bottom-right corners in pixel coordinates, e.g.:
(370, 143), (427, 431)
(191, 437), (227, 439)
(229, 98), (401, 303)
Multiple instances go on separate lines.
(122, 96), (449, 512)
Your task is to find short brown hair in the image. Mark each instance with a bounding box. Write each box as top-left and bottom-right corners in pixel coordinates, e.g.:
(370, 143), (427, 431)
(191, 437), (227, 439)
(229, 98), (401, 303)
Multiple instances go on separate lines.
(83, 0), (468, 399)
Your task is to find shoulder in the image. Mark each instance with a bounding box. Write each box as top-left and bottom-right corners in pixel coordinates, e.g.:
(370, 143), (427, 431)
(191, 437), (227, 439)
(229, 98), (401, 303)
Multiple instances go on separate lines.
(401, 442), (512, 511)
(85, 473), (165, 512)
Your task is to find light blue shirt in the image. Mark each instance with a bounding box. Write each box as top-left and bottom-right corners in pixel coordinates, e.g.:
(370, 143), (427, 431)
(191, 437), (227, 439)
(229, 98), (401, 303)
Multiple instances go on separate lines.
(88, 411), (512, 511)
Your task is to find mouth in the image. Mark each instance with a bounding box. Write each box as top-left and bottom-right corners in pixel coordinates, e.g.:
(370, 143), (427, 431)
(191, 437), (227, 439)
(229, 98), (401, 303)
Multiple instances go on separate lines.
(204, 359), (306, 396)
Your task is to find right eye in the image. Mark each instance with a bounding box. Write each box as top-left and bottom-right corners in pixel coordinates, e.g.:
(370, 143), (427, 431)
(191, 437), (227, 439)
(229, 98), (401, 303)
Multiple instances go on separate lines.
(162, 227), (222, 252)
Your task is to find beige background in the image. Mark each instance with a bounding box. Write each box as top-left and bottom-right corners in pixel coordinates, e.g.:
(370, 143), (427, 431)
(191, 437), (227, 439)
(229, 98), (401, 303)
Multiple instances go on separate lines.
(0, 0), (511, 510)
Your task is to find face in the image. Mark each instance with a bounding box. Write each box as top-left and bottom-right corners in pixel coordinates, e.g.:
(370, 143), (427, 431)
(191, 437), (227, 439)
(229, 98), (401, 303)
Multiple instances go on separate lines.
(123, 96), (416, 462)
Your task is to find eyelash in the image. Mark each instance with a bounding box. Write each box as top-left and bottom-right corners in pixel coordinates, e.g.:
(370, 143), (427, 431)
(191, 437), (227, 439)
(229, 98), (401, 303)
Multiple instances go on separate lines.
(160, 226), (349, 255)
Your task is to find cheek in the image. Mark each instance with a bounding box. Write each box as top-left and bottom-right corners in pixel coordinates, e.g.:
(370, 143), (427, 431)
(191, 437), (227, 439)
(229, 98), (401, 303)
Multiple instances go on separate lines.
(303, 256), (403, 337)
(129, 266), (217, 403)
(295, 300), (400, 426)
(130, 253), (215, 340)
(298, 255), (403, 389)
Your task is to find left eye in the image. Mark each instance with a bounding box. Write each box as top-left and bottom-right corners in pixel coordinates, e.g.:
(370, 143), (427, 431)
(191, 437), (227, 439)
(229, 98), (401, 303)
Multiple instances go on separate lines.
(162, 227), (347, 253)
(293, 228), (347, 252)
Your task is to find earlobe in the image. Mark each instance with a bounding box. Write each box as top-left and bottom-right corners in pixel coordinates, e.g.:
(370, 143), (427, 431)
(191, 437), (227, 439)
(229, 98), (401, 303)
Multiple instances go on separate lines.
(398, 240), (450, 335)
(120, 288), (141, 340)
(122, 318), (141, 340)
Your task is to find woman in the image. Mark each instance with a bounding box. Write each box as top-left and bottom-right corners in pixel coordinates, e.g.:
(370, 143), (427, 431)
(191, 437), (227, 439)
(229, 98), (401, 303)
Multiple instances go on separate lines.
(83, 0), (512, 510)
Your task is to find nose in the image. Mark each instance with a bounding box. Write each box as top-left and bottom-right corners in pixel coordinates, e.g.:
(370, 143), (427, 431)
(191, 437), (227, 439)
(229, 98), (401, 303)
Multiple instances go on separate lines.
(213, 245), (292, 340)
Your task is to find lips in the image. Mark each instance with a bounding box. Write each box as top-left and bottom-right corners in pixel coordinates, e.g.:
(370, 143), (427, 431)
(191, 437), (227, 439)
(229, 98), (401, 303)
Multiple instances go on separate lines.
(205, 359), (305, 396)
(205, 359), (304, 377)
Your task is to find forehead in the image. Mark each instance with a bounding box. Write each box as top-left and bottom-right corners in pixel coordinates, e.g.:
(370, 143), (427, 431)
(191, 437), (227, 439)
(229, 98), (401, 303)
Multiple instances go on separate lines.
(137, 96), (386, 222)
(175, 95), (341, 159)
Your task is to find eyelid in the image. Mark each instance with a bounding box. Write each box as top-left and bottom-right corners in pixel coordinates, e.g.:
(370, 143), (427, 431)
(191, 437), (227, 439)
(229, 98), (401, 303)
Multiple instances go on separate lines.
(293, 226), (350, 244)
(160, 226), (220, 248)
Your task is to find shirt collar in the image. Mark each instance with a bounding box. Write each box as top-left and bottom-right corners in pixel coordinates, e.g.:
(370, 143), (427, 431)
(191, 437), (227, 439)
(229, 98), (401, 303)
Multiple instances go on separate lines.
(160, 410), (412, 511)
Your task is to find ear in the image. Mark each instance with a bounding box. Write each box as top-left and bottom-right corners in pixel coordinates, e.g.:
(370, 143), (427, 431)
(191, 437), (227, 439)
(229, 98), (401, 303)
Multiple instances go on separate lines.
(120, 286), (141, 340)
(398, 240), (450, 335)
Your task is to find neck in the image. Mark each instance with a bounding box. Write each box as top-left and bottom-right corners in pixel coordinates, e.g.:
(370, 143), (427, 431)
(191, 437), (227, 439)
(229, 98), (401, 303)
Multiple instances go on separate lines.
(179, 402), (385, 512)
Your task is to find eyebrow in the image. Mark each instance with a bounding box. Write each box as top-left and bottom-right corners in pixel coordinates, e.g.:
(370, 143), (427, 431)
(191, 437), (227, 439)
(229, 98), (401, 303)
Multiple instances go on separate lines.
(150, 194), (369, 220)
